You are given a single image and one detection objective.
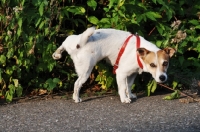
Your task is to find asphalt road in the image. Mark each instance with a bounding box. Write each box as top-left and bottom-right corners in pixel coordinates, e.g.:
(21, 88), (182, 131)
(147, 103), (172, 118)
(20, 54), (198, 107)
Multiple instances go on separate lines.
(0, 94), (200, 132)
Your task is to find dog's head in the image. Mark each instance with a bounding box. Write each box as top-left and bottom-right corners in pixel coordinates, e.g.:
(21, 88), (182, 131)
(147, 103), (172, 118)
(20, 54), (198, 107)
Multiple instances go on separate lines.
(137, 47), (176, 83)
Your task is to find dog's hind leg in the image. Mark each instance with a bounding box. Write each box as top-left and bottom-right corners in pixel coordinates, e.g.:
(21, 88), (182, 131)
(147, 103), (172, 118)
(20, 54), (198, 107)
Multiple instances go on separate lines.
(73, 66), (93, 103)
(126, 73), (137, 99)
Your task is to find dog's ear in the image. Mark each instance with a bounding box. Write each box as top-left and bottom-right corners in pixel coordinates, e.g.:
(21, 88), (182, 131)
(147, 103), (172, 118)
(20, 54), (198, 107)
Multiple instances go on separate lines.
(137, 48), (150, 58)
(163, 47), (176, 58)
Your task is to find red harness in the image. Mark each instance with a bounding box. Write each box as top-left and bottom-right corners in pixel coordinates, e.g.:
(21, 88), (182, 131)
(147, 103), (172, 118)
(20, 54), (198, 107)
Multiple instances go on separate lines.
(113, 34), (143, 74)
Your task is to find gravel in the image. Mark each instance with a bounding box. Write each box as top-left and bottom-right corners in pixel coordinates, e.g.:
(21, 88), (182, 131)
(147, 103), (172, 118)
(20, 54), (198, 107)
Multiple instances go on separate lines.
(0, 94), (200, 132)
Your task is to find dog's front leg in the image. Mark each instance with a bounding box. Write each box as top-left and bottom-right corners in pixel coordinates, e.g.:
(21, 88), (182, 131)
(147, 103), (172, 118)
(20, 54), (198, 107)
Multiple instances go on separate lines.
(116, 73), (131, 103)
(126, 73), (137, 99)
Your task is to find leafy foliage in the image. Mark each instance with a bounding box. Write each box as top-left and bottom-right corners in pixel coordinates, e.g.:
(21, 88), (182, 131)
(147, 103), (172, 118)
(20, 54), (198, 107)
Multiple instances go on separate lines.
(0, 0), (200, 102)
(163, 90), (181, 100)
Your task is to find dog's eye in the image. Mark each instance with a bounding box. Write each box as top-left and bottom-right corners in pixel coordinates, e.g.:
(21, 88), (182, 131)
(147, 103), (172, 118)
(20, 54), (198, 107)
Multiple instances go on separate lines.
(150, 63), (156, 68)
(163, 61), (168, 66)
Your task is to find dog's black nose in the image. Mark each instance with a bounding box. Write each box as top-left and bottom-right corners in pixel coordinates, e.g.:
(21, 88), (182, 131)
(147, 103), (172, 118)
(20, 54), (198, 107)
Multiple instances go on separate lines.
(159, 75), (166, 82)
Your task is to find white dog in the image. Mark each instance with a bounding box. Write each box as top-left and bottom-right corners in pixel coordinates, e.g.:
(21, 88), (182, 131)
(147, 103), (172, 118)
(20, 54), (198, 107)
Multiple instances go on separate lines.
(52, 27), (175, 103)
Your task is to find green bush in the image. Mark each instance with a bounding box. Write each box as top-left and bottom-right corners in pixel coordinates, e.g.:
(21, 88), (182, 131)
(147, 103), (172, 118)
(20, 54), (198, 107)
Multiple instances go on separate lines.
(0, 0), (200, 102)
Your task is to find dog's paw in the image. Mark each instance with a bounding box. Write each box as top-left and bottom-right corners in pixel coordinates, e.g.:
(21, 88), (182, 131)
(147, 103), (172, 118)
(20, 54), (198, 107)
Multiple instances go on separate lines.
(74, 98), (82, 103)
(130, 93), (137, 99)
(52, 53), (62, 60)
(73, 93), (82, 103)
(121, 98), (131, 103)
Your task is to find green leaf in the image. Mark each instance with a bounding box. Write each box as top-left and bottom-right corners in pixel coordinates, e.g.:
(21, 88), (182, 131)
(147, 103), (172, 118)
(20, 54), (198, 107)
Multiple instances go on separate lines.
(0, 55), (6, 65)
(6, 67), (13, 75)
(53, 78), (61, 83)
(171, 90), (180, 99)
(16, 85), (23, 97)
(163, 95), (173, 100)
(32, 0), (41, 6)
(7, 47), (14, 59)
(46, 78), (53, 83)
(18, 18), (22, 28)
(151, 80), (157, 93)
(172, 81), (178, 89)
(152, 0), (157, 4)
(39, 2), (44, 16)
(195, 25), (200, 29)
(17, 28), (22, 37)
(39, 21), (45, 29)
(87, 0), (97, 10)
(163, 90), (180, 100)
(44, 28), (49, 36)
(147, 79), (154, 96)
(108, 0), (117, 9)
(137, 14), (146, 23)
(166, 9), (173, 21)
(146, 14), (156, 21)
(66, 6), (85, 15)
(48, 63), (55, 72)
(43, 83), (48, 88)
(95, 75), (100, 81)
(118, 10), (125, 18)
(146, 11), (162, 21)
(189, 19), (199, 26)
(88, 16), (99, 25)
(35, 18), (42, 27)
(48, 82), (56, 90)
(13, 79), (19, 87)
(197, 43), (200, 53)
(98, 18), (111, 27)
(117, 0), (125, 7)
(45, 78), (57, 91)
(5, 91), (13, 102)
(2, 0), (6, 4)
(106, 76), (113, 88)
(156, 40), (162, 47)
(8, 84), (15, 95)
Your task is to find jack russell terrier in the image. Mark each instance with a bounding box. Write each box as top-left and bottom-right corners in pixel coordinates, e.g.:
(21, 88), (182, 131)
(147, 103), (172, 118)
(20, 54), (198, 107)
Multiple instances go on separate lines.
(52, 27), (175, 103)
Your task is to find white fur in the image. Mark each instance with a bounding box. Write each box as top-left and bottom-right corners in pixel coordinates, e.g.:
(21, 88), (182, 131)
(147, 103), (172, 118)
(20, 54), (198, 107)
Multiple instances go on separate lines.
(52, 27), (172, 103)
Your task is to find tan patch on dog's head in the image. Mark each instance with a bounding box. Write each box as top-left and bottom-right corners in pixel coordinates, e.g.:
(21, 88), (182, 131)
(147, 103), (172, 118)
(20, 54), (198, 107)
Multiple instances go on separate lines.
(157, 50), (170, 72)
(137, 48), (157, 78)
(137, 48), (157, 68)
(157, 48), (176, 72)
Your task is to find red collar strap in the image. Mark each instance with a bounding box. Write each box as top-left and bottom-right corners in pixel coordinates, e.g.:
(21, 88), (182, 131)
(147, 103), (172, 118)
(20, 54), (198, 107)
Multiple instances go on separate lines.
(136, 35), (143, 69)
(113, 34), (143, 74)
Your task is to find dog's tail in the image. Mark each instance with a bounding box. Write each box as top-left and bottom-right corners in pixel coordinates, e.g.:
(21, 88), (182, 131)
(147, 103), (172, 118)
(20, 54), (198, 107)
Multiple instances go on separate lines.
(78, 27), (95, 48)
